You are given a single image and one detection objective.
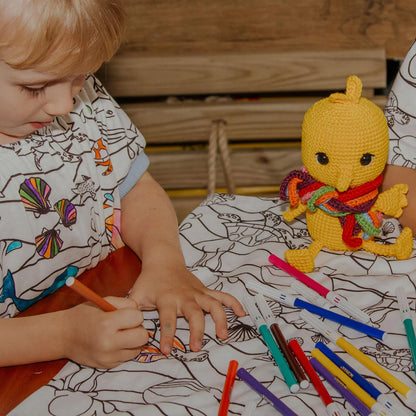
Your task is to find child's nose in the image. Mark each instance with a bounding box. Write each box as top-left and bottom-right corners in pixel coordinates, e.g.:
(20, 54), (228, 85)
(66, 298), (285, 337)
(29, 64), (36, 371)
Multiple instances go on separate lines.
(43, 82), (75, 116)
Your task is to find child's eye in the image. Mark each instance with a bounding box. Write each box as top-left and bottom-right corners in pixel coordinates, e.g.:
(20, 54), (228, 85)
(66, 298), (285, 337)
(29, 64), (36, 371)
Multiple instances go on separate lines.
(315, 152), (329, 165)
(360, 153), (374, 166)
(20, 85), (46, 97)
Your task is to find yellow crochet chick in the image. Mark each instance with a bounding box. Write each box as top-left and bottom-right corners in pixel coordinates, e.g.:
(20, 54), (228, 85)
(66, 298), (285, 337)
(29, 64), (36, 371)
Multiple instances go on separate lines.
(279, 75), (413, 273)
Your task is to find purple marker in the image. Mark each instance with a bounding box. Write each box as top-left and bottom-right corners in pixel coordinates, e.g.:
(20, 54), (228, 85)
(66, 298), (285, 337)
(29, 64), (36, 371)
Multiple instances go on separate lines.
(236, 368), (299, 416)
(310, 357), (373, 416)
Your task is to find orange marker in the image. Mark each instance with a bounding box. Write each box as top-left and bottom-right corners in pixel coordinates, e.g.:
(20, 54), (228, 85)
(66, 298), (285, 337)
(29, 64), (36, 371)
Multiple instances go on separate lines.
(218, 360), (239, 416)
(66, 277), (116, 312)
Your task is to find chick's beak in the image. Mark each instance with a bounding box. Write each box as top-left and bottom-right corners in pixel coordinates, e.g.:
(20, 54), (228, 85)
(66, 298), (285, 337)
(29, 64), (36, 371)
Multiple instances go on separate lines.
(335, 166), (353, 192)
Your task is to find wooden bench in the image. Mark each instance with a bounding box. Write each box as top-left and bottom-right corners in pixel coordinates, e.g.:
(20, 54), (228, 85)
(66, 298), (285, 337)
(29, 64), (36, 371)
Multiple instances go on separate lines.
(98, 48), (387, 221)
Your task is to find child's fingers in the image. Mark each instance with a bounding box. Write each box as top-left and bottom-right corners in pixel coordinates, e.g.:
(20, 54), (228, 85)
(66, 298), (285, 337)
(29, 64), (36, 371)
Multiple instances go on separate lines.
(194, 294), (229, 340)
(109, 307), (144, 330)
(94, 347), (144, 369)
(103, 296), (138, 310)
(182, 302), (205, 351)
(157, 301), (179, 355)
(115, 325), (149, 350)
(120, 347), (145, 363)
(205, 290), (246, 317)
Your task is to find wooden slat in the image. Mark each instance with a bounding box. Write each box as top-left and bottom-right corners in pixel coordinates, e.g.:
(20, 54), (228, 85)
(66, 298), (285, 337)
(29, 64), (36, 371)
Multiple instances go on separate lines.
(100, 49), (386, 97)
(123, 95), (387, 144)
(125, 98), (311, 143)
(121, 0), (415, 60)
(147, 143), (302, 189)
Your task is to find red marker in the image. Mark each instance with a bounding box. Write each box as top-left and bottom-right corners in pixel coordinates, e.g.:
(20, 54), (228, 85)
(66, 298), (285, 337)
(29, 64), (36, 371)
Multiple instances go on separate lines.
(218, 360), (238, 416)
(289, 340), (344, 416)
(66, 277), (116, 312)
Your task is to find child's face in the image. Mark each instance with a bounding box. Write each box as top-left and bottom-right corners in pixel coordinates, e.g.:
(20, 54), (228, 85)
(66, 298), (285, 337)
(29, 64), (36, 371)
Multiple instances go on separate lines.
(0, 60), (86, 144)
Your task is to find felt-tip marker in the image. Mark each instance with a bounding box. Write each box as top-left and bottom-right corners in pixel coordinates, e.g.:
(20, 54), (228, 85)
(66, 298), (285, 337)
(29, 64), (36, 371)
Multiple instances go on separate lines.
(218, 359), (239, 416)
(66, 276), (116, 311)
(254, 294), (309, 389)
(395, 287), (416, 379)
(246, 280), (387, 341)
(243, 295), (299, 393)
(300, 309), (414, 400)
(288, 339), (345, 416)
(315, 341), (408, 416)
(237, 367), (299, 416)
(268, 253), (369, 322)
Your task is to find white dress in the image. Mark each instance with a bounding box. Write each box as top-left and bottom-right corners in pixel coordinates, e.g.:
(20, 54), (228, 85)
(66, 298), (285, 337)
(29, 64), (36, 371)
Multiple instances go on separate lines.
(0, 74), (148, 318)
(385, 39), (416, 169)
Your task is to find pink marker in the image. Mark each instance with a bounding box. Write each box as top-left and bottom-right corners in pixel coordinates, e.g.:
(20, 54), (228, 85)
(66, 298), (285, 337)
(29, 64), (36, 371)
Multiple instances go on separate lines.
(268, 254), (369, 323)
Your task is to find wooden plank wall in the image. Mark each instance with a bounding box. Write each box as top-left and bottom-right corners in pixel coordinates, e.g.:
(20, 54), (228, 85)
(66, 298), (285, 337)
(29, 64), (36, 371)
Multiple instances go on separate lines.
(100, 1), (416, 221)
(119, 0), (415, 59)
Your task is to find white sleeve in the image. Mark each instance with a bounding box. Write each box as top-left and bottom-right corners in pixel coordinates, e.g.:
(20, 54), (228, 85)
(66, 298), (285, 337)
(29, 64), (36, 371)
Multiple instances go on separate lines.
(384, 40), (416, 168)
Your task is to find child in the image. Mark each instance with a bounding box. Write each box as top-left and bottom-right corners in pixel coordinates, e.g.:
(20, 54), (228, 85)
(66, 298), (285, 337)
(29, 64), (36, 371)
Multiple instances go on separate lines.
(0, 0), (245, 369)
(383, 40), (416, 235)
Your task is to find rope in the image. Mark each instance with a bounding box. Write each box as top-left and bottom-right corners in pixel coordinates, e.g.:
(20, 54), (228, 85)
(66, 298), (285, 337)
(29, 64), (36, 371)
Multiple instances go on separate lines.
(207, 121), (218, 195)
(207, 120), (236, 195)
(217, 120), (236, 194)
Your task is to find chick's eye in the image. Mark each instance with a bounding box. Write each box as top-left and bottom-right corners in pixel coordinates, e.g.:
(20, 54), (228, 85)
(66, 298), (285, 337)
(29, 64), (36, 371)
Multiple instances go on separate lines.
(360, 153), (374, 166)
(315, 152), (329, 165)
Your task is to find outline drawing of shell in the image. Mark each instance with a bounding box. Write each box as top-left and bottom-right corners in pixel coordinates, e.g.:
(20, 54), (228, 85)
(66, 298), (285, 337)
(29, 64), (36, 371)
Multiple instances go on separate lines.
(35, 228), (63, 258)
(19, 177), (51, 216)
(54, 199), (77, 227)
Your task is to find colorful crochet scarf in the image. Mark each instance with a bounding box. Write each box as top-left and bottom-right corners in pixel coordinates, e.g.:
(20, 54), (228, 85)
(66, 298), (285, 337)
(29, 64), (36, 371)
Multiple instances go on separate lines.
(280, 168), (383, 248)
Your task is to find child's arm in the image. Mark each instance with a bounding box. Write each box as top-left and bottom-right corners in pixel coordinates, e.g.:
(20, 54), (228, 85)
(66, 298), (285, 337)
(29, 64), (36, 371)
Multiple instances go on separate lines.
(121, 171), (246, 355)
(0, 297), (149, 368)
(382, 164), (416, 235)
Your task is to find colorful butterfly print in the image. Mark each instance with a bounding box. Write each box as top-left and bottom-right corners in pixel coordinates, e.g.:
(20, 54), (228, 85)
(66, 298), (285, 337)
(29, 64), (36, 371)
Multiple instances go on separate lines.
(92, 138), (113, 176)
(19, 177), (51, 215)
(54, 199), (77, 227)
(35, 228), (63, 259)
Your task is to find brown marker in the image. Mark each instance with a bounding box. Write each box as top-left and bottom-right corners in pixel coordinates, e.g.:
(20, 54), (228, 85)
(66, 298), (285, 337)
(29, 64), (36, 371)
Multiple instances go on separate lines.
(270, 323), (309, 389)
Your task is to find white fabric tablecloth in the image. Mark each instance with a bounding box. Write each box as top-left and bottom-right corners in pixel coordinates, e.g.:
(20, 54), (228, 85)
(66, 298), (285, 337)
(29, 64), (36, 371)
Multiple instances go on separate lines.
(10, 194), (416, 416)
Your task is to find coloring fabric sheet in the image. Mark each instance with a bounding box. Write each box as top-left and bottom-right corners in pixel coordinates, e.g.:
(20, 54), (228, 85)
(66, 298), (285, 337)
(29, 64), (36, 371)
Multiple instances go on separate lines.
(10, 194), (416, 416)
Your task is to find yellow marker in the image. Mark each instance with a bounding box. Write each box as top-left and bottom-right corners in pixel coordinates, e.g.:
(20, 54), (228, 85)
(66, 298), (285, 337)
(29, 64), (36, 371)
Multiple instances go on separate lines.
(311, 349), (376, 409)
(337, 337), (412, 399)
(300, 310), (414, 400)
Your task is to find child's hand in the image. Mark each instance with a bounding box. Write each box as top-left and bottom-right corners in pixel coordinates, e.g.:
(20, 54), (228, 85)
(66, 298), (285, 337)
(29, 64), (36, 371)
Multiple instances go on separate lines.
(128, 264), (245, 355)
(62, 297), (149, 368)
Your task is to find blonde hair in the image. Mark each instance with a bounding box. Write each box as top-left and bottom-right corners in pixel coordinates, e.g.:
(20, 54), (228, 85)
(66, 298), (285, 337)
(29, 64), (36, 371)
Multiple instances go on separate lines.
(0, 0), (126, 75)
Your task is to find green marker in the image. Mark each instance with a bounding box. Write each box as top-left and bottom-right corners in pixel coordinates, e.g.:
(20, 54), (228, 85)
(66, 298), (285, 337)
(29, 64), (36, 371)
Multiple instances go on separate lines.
(243, 295), (299, 393)
(395, 287), (416, 380)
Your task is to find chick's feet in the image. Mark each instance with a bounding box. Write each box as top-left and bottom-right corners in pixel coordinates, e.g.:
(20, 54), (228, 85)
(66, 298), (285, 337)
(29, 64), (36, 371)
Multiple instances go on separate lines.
(285, 248), (316, 273)
(395, 227), (414, 260)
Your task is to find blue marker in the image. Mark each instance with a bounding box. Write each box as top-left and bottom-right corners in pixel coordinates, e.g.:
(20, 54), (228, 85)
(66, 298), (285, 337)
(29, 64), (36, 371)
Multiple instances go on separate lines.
(310, 357), (373, 416)
(315, 342), (409, 416)
(243, 295), (299, 393)
(246, 280), (388, 341)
